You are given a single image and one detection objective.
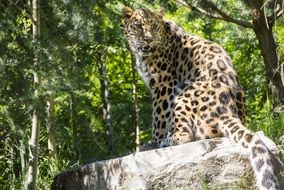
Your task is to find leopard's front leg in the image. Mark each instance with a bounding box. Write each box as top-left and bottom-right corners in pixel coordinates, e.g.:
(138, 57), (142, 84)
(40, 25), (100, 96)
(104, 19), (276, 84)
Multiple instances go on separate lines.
(149, 85), (176, 148)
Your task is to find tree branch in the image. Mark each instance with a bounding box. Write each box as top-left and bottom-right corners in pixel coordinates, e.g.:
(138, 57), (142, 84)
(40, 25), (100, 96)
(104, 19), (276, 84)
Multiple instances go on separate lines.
(202, 0), (254, 28)
(268, 1), (284, 26)
(176, 0), (223, 19)
(176, 0), (254, 29)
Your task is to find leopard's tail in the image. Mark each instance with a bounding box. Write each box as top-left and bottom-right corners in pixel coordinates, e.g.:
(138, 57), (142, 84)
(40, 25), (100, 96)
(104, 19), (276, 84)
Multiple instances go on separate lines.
(221, 118), (280, 190)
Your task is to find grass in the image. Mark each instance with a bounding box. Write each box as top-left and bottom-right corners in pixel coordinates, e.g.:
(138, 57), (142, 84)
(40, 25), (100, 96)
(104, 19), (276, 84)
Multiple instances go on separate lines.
(246, 106), (284, 162)
(236, 170), (255, 190)
(196, 170), (255, 190)
(246, 101), (284, 143)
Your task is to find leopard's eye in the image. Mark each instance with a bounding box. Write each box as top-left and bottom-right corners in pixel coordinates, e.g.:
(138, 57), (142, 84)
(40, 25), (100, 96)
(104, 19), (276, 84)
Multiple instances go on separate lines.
(133, 21), (142, 30)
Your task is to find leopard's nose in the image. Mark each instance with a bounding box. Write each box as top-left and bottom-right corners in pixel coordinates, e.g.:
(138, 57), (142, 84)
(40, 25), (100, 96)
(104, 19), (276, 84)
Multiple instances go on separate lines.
(144, 32), (153, 42)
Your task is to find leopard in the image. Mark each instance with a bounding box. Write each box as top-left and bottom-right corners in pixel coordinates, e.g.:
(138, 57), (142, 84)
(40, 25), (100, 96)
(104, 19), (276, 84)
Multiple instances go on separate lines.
(122, 6), (280, 190)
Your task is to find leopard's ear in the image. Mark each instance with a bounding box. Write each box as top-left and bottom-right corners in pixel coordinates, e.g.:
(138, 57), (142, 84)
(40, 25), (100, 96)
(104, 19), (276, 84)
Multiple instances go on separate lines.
(122, 7), (133, 20)
(156, 8), (165, 18)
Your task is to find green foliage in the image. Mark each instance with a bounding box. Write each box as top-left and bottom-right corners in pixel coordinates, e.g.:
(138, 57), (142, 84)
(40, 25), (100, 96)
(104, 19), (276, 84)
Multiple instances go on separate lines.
(37, 156), (73, 189)
(247, 105), (284, 141)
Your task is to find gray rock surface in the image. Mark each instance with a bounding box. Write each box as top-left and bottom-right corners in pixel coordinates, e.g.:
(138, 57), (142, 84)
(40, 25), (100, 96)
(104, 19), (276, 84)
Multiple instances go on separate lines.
(51, 132), (284, 190)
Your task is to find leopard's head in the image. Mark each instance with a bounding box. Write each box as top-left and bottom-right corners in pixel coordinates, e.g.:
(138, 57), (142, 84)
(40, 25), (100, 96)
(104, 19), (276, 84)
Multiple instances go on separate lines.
(122, 7), (165, 55)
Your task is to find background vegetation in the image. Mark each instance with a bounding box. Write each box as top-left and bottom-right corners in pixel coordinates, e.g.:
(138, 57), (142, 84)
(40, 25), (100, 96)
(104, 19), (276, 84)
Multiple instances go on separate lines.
(0, 0), (283, 189)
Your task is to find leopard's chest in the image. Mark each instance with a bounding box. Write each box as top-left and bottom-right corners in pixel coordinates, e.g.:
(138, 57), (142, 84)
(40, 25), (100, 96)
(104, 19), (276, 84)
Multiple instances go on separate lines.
(135, 51), (174, 88)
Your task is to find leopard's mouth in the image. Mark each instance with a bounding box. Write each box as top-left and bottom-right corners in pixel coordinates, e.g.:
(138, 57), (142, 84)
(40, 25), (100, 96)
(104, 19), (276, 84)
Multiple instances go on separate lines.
(141, 44), (151, 52)
(128, 39), (156, 54)
(141, 45), (157, 54)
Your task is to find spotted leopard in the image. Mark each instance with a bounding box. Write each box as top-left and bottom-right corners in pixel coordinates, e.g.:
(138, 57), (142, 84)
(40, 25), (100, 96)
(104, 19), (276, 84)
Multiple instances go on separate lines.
(122, 7), (280, 190)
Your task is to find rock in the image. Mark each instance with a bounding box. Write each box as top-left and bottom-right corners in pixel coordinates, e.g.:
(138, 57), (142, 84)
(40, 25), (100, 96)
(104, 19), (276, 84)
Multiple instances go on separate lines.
(51, 132), (284, 190)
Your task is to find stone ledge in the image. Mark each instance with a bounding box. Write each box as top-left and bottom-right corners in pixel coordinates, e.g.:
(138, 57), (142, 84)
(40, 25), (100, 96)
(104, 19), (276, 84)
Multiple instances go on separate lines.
(51, 132), (284, 190)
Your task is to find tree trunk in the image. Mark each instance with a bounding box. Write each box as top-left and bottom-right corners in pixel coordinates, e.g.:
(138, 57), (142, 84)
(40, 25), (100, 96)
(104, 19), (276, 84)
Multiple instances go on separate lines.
(98, 55), (113, 154)
(25, 103), (41, 190)
(25, 0), (40, 189)
(254, 28), (284, 106)
(20, 138), (26, 175)
(251, 1), (284, 106)
(46, 93), (57, 160)
(70, 93), (79, 162)
(131, 54), (141, 152)
(94, 12), (113, 153)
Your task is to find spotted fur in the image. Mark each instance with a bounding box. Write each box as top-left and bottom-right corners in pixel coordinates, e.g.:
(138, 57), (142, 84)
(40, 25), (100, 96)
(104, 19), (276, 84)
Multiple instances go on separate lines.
(122, 7), (280, 190)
